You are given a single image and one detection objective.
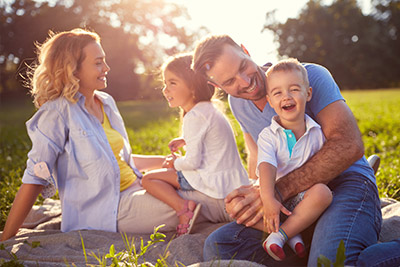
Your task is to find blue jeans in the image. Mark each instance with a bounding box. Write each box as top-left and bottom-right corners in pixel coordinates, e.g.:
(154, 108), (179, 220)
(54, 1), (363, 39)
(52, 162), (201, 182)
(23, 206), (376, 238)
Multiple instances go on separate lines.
(357, 239), (400, 267)
(177, 171), (195, 191)
(203, 172), (382, 266)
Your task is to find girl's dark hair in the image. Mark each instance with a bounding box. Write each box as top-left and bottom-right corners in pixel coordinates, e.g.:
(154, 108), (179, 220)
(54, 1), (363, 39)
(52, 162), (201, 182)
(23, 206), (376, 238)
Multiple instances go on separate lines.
(162, 53), (215, 103)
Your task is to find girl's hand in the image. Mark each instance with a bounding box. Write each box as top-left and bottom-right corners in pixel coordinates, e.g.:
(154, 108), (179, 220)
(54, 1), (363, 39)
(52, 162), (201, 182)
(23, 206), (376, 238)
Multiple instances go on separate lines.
(262, 198), (291, 233)
(162, 154), (177, 169)
(168, 138), (185, 153)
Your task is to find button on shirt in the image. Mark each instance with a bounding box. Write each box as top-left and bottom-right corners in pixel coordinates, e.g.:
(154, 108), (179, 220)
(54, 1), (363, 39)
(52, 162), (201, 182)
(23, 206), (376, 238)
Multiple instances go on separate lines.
(256, 114), (326, 179)
(21, 91), (139, 233)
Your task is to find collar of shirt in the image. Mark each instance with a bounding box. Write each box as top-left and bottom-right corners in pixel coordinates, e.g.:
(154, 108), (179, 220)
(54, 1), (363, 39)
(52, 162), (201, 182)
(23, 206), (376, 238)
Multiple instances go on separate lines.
(269, 114), (321, 135)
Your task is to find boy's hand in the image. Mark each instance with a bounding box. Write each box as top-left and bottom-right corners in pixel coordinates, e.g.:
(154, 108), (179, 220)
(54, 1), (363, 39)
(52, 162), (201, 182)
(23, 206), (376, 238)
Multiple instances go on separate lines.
(263, 198), (291, 233)
(168, 138), (185, 153)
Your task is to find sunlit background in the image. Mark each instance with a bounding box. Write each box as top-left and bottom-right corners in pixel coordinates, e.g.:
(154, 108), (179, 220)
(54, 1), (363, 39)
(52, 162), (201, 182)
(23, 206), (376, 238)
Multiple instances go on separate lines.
(164, 0), (372, 64)
(0, 0), (398, 101)
(1, 1), (400, 226)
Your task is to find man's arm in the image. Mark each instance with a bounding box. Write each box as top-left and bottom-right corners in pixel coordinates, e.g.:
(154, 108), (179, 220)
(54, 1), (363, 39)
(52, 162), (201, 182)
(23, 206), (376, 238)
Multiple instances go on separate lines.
(226, 100), (364, 227)
(275, 100), (364, 201)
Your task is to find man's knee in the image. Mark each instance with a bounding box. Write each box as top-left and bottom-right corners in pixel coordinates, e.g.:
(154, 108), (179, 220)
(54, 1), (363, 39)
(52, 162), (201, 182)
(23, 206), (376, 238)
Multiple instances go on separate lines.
(203, 231), (219, 261)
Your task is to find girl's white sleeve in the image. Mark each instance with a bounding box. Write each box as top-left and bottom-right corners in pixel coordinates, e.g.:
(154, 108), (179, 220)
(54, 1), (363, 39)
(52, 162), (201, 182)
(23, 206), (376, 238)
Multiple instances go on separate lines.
(173, 111), (207, 171)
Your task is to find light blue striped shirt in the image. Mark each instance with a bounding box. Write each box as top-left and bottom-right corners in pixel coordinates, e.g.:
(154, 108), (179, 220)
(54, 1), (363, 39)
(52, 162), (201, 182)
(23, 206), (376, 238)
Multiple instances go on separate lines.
(22, 91), (138, 232)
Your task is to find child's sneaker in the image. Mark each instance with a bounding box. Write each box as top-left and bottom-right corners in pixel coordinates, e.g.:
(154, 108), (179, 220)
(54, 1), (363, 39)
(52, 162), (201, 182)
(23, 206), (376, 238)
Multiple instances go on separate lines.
(263, 240), (286, 261)
(262, 230), (288, 261)
(288, 234), (306, 258)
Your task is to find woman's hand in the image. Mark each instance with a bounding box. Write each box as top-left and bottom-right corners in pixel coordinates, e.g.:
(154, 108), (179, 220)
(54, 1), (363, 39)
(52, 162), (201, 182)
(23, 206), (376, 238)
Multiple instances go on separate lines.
(168, 138), (185, 153)
(224, 184), (264, 227)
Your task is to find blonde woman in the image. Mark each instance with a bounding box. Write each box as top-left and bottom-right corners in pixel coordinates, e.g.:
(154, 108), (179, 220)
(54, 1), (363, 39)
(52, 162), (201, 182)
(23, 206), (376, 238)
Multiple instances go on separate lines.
(0, 28), (169, 240)
(1, 29), (238, 241)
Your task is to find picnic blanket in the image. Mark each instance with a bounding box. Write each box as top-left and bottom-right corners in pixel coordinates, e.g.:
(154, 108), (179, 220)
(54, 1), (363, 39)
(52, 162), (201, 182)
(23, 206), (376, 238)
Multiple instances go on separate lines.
(1, 198), (399, 266)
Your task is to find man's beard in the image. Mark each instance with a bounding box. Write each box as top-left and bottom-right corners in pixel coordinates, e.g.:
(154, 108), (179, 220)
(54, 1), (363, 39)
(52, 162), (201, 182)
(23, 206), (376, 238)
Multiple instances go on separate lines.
(238, 66), (267, 101)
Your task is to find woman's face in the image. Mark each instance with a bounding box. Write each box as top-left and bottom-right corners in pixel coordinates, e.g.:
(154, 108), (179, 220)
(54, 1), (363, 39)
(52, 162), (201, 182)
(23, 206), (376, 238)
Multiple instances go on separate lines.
(75, 42), (110, 93)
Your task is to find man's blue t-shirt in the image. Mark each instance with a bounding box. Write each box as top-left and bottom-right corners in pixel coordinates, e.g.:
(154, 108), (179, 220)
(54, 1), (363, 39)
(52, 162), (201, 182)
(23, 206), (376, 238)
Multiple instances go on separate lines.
(229, 63), (375, 184)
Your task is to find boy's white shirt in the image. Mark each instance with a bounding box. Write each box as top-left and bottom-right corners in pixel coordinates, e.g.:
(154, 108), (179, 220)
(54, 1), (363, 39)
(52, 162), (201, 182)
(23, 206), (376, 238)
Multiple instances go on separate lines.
(256, 114), (326, 181)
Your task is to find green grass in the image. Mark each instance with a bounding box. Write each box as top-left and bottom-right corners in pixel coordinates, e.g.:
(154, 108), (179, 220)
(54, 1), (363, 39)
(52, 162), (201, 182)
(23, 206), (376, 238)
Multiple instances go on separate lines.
(0, 89), (399, 231)
(342, 89), (400, 199)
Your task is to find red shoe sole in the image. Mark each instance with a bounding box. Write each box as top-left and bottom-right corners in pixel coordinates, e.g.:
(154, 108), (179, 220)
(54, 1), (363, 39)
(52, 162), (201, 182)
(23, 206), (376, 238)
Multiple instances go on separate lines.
(295, 243), (306, 258)
(263, 242), (286, 261)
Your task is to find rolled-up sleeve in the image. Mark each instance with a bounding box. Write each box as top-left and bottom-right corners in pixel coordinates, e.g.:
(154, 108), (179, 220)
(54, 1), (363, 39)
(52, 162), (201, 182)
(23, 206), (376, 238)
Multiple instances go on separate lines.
(22, 105), (67, 196)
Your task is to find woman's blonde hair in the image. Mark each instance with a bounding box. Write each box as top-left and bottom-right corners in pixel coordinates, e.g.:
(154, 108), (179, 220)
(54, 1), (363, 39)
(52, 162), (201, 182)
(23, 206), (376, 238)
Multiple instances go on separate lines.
(28, 28), (100, 108)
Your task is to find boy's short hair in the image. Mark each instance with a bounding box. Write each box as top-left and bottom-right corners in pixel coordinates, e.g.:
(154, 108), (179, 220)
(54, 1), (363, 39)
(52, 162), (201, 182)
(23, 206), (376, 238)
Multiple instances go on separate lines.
(266, 58), (309, 88)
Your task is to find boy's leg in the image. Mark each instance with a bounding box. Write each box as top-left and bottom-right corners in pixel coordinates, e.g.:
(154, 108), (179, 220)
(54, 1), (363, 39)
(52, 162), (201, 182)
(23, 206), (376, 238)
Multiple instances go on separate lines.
(308, 174), (382, 266)
(263, 184), (331, 260)
(280, 183), (332, 238)
(204, 221), (307, 266)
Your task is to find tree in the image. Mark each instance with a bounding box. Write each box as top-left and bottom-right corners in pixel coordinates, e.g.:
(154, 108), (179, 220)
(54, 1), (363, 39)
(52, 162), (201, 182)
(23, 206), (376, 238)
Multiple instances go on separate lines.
(371, 0), (400, 87)
(0, 0), (201, 101)
(263, 0), (399, 89)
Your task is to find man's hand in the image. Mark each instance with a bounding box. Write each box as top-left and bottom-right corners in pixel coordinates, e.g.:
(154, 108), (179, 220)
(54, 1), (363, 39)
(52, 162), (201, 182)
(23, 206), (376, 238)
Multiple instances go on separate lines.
(224, 184), (264, 227)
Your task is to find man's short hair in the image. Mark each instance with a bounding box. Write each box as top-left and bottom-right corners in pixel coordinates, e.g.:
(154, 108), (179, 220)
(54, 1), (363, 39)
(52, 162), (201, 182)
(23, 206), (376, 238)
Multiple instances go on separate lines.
(192, 35), (241, 76)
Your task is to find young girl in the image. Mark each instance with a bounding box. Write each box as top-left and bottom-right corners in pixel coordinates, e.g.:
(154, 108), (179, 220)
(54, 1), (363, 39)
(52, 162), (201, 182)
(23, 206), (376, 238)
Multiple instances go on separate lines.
(141, 54), (250, 236)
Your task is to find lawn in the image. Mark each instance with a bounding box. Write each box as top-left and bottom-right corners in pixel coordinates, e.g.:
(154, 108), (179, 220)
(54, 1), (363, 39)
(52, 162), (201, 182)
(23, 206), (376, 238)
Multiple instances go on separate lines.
(0, 89), (399, 230)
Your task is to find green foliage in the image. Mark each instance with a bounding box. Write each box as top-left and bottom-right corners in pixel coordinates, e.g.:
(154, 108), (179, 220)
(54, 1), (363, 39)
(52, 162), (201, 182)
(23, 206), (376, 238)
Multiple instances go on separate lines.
(0, 100), (36, 230)
(0, 0), (204, 100)
(263, 0), (400, 89)
(80, 225), (170, 266)
(1, 89), (400, 232)
(317, 240), (346, 267)
(343, 89), (400, 199)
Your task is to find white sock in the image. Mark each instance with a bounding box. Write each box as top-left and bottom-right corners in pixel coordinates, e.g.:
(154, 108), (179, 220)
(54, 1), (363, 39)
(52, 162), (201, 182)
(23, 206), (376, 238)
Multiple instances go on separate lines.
(287, 234), (304, 250)
(265, 228), (288, 248)
(287, 234), (306, 258)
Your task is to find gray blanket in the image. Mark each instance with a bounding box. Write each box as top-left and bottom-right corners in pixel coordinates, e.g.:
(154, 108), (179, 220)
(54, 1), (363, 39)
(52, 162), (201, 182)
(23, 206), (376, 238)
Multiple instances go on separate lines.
(1, 198), (399, 266)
